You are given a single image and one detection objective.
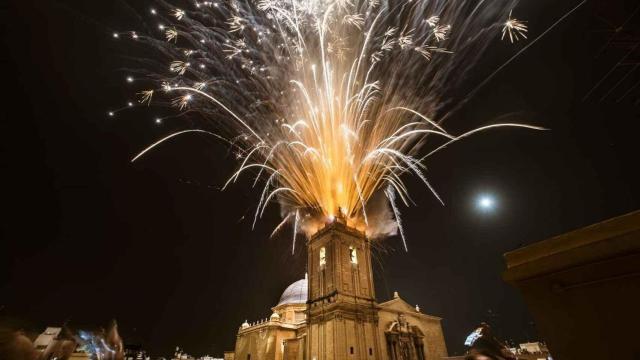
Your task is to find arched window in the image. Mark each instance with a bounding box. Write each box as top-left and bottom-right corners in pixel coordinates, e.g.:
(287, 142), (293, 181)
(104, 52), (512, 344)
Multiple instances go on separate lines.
(319, 247), (326, 267)
(349, 246), (358, 264)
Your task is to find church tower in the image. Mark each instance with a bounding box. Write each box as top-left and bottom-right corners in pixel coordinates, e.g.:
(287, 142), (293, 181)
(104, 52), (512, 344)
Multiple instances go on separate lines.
(306, 216), (381, 360)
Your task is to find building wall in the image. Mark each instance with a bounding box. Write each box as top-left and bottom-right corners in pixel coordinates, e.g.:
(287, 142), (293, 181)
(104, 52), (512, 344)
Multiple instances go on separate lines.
(503, 210), (640, 360)
(34, 327), (62, 355)
(282, 337), (300, 360)
(377, 302), (447, 360)
(272, 304), (306, 324)
(234, 306), (447, 360)
(307, 315), (380, 360)
(229, 223), (449, 360)
(235, 326), (297, 360)
(307, 223), (381, 360)
(307, 224), (375, 301)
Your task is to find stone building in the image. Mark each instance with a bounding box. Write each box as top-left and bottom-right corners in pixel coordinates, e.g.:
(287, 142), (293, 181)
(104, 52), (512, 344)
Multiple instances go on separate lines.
(503, 210), (640, 360)
(227, 219), (447, 360)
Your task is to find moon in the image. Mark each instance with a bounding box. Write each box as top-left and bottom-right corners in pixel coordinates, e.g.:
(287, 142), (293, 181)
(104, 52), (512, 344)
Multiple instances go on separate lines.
(476, 194), (496, 211)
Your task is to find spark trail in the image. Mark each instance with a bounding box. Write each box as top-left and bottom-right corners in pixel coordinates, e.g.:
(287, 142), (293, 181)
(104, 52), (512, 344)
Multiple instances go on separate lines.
(115, 0), (542, 248)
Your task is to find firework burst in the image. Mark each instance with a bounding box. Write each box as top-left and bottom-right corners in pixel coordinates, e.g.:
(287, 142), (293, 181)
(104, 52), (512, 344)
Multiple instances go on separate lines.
(502, 10), (528, 43)
(117, 0), (544, 249)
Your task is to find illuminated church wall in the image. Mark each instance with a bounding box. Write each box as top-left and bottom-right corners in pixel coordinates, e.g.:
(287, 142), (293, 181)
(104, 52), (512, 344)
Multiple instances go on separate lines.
(227, 222), (448, 360)
(377, 297), (448, 360)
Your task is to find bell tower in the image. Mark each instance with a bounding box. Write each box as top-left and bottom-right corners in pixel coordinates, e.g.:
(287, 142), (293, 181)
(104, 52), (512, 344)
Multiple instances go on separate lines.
(306, 216), (381, 360)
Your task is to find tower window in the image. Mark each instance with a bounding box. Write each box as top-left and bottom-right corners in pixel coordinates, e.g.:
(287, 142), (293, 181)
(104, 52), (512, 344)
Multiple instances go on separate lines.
(319, 247), (326, 267)
(350, 347), (354, 355)
(369, 348), (372, 356)
(349, 246), (358, 264)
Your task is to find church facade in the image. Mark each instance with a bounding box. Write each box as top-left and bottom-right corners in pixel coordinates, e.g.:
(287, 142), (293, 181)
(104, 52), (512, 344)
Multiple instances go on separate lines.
(225, 220), (448, 360)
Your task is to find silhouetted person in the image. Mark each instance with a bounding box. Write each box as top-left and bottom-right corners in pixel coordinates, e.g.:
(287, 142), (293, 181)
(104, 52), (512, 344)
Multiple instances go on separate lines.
(464, 323), (516, 360)
(0, 328), (39, 360)
(105, 320), (124, 360)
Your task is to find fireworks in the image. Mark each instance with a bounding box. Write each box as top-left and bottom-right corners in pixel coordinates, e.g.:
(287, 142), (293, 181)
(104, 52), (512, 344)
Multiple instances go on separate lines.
(118, 0), (544, 249)
(502, 10), (528, 43)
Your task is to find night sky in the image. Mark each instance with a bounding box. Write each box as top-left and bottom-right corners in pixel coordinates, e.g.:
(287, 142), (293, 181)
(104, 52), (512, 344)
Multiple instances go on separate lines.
(1, 0), (639, 358)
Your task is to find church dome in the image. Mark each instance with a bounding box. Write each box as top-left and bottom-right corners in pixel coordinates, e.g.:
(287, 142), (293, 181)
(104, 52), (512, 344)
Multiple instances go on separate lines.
(277, 277), (308, 306)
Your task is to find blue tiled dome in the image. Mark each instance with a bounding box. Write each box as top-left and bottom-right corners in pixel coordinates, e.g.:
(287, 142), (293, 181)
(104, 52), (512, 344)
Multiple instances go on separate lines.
(277, 278), (308, 306)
